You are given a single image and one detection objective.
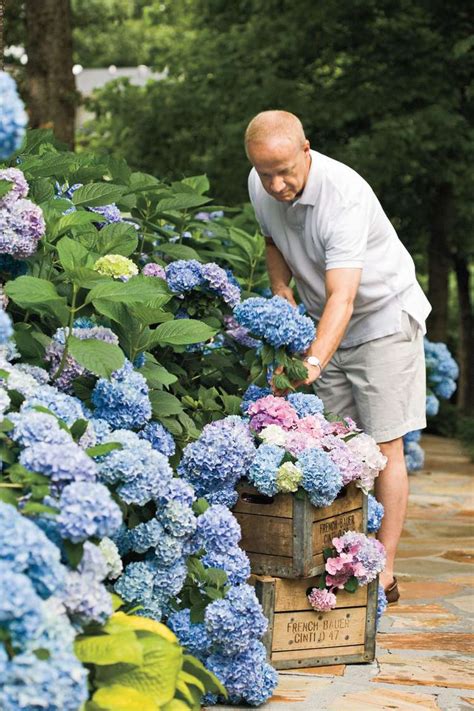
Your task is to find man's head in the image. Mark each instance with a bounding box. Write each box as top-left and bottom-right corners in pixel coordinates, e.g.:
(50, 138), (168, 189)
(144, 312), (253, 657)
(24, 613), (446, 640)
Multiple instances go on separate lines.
(245, 110), (311, 202)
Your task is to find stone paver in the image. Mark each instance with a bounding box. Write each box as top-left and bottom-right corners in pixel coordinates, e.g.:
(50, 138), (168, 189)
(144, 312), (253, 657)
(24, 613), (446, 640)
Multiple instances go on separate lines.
(208, 435), (474, 710)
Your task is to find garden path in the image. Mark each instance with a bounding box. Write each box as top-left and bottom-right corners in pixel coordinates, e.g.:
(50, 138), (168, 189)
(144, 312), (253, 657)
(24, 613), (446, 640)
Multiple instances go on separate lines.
(207, 434), (474, 711)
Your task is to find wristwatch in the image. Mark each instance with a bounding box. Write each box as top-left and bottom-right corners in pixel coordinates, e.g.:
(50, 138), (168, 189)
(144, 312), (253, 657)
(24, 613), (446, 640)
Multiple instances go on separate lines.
(303, 355), (323, 378)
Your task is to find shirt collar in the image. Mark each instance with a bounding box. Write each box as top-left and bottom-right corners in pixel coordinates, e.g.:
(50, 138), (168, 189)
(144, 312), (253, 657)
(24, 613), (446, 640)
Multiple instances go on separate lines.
(292, 150), (320, 207)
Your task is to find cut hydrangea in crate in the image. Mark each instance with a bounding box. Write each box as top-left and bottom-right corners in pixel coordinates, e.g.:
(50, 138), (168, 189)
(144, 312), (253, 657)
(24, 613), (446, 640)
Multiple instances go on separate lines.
(250, 531), (385, 669)
(233, 481), (367, 578)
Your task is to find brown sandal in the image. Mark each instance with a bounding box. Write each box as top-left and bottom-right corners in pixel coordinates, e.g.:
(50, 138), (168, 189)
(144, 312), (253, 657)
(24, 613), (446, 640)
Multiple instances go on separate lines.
(385, 576), (400, 604)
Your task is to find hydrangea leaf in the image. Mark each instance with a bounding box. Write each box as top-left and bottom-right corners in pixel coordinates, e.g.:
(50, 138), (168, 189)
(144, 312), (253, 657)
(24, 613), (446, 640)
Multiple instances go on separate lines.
(52, 211), (106, 239)
(91, 686), (156, 711)
(150, 320), (216, 347)
(57, 236), (97, 271)
(71, 182), (126, 208)
(75, 631), (143, 666)
(68, 336), (125, 378)
(0, 178), (13, 199)
(181, 174), (210, 194)
(5, 276), (69, 324)
(149, 391), (184, 418)
(157, 243), (202, 262)
(182, 654), (227, 698)
(96, 634), (182, 705)
(105, 612), (177, 643)
(94, 222), (139, 257)
(156, 193), (211, 212)
(86, 276), (170, 305)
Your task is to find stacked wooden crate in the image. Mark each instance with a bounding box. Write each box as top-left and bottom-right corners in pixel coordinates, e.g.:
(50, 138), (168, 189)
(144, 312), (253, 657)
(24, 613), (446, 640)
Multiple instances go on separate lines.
(233, 482), (378, 669)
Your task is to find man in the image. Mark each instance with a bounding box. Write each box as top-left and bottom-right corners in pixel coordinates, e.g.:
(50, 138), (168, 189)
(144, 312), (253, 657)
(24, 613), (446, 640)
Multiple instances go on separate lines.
(245, 110), (431, 601)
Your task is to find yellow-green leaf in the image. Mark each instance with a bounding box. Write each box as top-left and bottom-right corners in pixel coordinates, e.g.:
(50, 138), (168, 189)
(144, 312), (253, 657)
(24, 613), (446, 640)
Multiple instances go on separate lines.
(105, 612), (178, 643)
(74, 631), (143, 666)
(92, 685), (158, 711)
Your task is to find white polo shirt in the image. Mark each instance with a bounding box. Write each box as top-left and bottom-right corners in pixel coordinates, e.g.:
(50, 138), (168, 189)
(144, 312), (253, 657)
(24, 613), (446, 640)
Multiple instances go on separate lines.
(248, 150), (431, 348)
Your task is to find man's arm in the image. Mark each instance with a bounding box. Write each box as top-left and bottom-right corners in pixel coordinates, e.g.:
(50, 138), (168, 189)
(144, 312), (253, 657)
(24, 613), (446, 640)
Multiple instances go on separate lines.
(265, 239), (297, 306)
(298, 267), (362, 385)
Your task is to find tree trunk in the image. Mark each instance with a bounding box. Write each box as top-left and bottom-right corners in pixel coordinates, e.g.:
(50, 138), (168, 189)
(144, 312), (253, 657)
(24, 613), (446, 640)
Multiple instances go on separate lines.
(24, 0), (76, 147)
(454, 254), (473, 415)
(426, 184), (452, 342)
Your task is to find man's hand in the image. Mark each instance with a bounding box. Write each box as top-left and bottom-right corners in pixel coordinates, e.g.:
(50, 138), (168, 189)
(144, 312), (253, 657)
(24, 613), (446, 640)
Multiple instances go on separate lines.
(271, 361), (320, 396)
(273, 285), (297, 307)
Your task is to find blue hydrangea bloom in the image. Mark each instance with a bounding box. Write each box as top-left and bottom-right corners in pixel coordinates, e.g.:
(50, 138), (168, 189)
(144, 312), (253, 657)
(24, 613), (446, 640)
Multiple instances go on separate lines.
(165, 259), (204, 292)
(202, 545), (251, 586)
(128, 518), (165, 553)
(139, 420), (176, 456)
(56, 481), (122, 543)
(20, 441), (97, 489)
(160, 501), (197, 538)
(195, 504), (241, 554)
(61, 571), (112, 627)
(92, 360), (152, 430)
(0, 564), (44, 649)
(115, 560), (157, 604)
(153, 558), (187, 599)
(178, 416), (256, 498)
(287, 392), (324, 417)
(201, 262), (241, 307)
(404, 440), (425, 472)
(205, 487), (240, 508)
(78, 542), (108, 582)
(156, 478), (196, 508)
(21, 385), (85, 425)
(247, 443), (285, 496)
(233, 296), (315, 353)
(0, 72), (27, 159)
(10, 410), (73, 448)
(205, 584), (268, 656)
(0, 502), (65, 599)
(0, 309), (13, 344)
(167, 608), (211, 660)
(154, 532), (184, 567)
(206, 640), (277, 706)
(403, 429), (421, 444)
(426, 393), (440, 417)
(297, 447), (343, 507)
(367, 494), (384, 533)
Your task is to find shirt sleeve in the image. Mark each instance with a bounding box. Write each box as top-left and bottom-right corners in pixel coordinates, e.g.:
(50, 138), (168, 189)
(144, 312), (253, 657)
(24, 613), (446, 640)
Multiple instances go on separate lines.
(324, 200), (370, 270)
(248, 170), (271, 237)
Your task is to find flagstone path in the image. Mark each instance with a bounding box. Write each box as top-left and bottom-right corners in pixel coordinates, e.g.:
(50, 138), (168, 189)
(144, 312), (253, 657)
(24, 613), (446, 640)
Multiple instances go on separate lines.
(207, 435), (474, 710)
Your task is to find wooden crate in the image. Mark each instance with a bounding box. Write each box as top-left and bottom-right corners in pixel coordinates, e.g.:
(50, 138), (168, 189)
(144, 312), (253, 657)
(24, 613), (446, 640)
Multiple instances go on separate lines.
(251, 574), (378, 670)
(233, 481), (367, 578)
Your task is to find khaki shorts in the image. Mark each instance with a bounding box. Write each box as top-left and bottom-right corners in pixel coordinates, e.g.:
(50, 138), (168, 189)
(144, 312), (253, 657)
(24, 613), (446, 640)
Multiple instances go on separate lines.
(314, 312), (427, 443)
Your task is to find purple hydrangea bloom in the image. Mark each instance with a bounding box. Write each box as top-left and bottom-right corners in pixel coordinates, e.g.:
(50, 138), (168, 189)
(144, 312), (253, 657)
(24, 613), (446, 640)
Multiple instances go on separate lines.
(142, 262), (166, 278)
(0, 198), (46, 258)
(376, 585), (388, 628)
(201, 262), (241, 307)
(0, 168), (28, 208)
(88, 203), (123, 228)
(223, 315), (259, 348)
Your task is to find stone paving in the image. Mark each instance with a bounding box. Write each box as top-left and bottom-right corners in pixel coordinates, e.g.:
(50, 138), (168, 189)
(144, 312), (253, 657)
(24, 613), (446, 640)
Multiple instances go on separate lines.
(207, 435), (474, 710)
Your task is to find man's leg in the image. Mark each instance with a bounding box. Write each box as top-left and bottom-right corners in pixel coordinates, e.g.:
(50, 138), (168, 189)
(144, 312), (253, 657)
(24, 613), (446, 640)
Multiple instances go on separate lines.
(375, 437), (409, 590)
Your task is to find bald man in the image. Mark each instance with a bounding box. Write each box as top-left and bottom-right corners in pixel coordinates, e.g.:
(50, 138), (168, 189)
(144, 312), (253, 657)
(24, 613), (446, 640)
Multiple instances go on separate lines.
(245, 110), (431, 601)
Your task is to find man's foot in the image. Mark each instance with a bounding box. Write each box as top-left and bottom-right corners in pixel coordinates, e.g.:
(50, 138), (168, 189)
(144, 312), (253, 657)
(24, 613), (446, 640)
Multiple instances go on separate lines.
(384, 576), (400, 604)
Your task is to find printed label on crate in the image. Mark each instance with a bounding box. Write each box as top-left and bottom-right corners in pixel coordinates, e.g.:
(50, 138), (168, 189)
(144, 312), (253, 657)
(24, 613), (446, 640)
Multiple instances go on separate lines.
(313, 509), (363, 549)
(272, 607), (366, 651)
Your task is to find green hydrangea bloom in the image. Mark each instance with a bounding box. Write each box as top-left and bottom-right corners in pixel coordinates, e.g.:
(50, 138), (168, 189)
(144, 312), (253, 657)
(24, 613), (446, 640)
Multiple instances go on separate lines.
(94, 254), (138, 280)
(276, 461), (302, 493)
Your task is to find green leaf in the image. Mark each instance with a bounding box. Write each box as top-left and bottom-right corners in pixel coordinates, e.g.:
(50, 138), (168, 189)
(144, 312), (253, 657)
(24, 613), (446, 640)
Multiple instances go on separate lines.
(161, 700), (192, 711)
(75, 632), (143, 666)
(87, 276), (170, 305)
(91, 686), (157, 711)
(63, 540), (84, 569)
(56, 236), (95, 271)
(156, 193), (211, 212)
(344, 576), (359, 593)
(96, 634), (182, 706)
(68, 337), (125, 378)
(157, 243), (202, 261)
(86, 442), (123, 457)
(139, 363), (177, 388)
(5, 276), (69, 324)
(182, 654), (227, 698)
(0, 418), (13, 433)
(181, 174), (210, 194)
(0, 489), (20, 506)
(70, 418), (89, 441)
(52, 211), (105, 239)
(150, 320), (216, 347)
(72, 183), (126, 208)
(95, 222), (139, 256)
(149, 391), (183, 418)
(29, 178), (55, 203)
(192, 498), (210, 516)
(0, 179), (13, 199)
(21, 501), (59, 516)
(26, 152), (76, 178)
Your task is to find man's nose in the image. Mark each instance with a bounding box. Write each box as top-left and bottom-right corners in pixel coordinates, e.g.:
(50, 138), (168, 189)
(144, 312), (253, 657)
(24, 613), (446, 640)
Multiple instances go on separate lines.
(270, 176), (285, 193)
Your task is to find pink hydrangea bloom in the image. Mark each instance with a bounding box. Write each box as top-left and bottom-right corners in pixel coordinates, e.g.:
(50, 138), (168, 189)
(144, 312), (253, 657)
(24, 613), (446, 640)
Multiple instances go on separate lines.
(321, 435), (363, 485)
(323, 417), (361, 437)
(294, 414), (326, 438)
(284, 431), (321, 456)
(248, 395), (299, 433)
(346, 434), (388, 493)
(307, 587), (337, 612)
